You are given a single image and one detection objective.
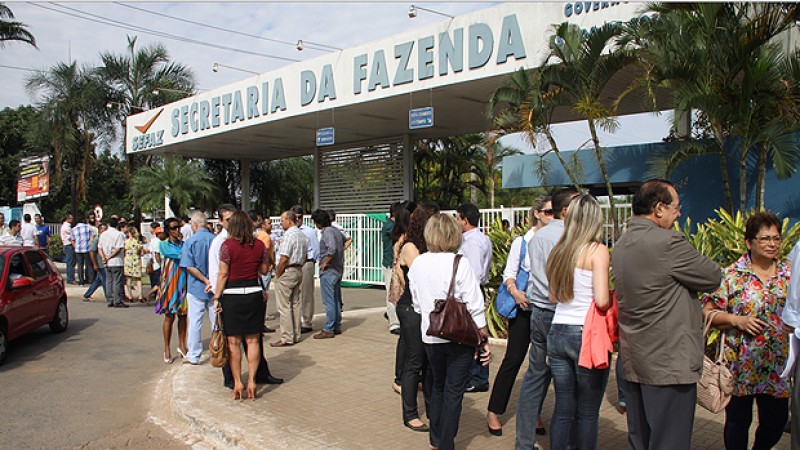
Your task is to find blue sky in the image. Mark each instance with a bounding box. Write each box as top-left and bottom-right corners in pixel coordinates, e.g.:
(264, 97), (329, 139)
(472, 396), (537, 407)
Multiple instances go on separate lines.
(1, 2), (670, 153)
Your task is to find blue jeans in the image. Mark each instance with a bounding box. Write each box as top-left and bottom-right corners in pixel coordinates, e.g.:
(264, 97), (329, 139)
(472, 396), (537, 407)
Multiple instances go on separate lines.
(547, 324), (610, 450)
(187, 292), (215, 362)
(83, 267), (107, 299)
(64, 244), (76, 283)
(319, 270), (342, 332)
(426, 342), (474, 450)
(515, 305), (555, 450)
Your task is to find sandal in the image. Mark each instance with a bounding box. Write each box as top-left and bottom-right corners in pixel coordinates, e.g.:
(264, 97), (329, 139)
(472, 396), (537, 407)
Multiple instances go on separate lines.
(163, 353), (173, 364)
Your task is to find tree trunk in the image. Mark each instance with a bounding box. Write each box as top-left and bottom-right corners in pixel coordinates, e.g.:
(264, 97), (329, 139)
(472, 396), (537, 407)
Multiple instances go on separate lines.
(587, 119), (619, 241)
(711, 124), (734, 213)
(739, 152), (748, 213)
(489, 175), (495, 209)
(70, 170), (78, 218)
(754, 144), (767, 211)
(544, 129), (582, 191)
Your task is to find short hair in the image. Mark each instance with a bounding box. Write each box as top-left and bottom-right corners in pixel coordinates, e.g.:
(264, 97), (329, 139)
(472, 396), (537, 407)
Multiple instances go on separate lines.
(227, 210), (255, 245)
(290, 205), (304, 216)
(23, 214), (31, 222)
(181, 215), (190, 223)
(190, 211), (207, 228)
(745, 211), (782, 242)
(282, 210), (297, 223)
(311, 209), (332, 227)
(109, 217), (119, 228)
(424, 213), (462, 253)
(456, 203), (480, 227)
(217, 203), (236, 218)
(99, 223), (108, 231)
(75, 213), (85, 223)
(633, 179), (675, 216)
(247, 209), (261, 223)
(150, 221), (160, 229)
(8, 219), (20, 228)
(551, 187), (580, 219)
(328, 209), (337, 221)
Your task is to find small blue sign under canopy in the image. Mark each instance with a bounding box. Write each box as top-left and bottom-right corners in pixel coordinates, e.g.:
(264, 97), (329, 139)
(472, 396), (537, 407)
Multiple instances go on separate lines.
(409, 107), (434, 130)
(316, 127), (335, 146)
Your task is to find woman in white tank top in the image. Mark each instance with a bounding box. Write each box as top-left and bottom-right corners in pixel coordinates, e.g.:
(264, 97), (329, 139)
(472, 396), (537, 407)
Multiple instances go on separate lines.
(545, 194), (611, 450)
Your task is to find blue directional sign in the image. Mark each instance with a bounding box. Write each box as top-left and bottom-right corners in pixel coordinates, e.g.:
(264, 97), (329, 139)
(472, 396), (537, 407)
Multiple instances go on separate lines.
(409, 107), (434, 130)
(316, 127), (335, 146)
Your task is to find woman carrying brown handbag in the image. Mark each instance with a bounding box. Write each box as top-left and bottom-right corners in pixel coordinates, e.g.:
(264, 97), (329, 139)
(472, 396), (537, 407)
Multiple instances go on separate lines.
(408, 213), (491, 450)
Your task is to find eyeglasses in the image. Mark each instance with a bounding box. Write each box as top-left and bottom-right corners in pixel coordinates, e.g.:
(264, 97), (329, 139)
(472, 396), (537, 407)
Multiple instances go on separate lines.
(755, 235), (782, 244)
(538, 209), (554, 216)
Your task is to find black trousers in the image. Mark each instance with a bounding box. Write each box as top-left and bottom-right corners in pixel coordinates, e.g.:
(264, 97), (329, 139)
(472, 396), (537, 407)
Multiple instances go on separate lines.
(488, 308), (531, 415)
(624, 382), (696, 450)
(222, 333), (272, 385)
(724, 394), (788, 450)
(397, 303), (432, 423)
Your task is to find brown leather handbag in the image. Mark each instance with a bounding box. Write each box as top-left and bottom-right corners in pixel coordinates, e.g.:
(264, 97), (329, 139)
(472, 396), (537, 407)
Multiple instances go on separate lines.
(209, 311), (229, 368)
(426, 255), (485, 348)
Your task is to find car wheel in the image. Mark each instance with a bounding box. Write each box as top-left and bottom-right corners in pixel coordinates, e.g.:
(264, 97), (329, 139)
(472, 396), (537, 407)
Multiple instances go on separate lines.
(0, 323), (7, 365)
(49, 300), (68, 333)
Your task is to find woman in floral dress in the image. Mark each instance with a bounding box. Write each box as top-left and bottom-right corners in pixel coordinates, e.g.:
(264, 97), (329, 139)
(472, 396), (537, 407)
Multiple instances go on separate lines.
(124, 226), (144, 302)
(703, 211), (790, 450)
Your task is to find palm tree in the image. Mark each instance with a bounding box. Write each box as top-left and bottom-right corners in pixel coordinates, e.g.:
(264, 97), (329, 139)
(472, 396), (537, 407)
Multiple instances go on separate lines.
(96, 36), (195, 220)
(488, 68), (583, 191)
(626, 3), (800, 212)
(480, 136), (522, 208)
(0, 3), (36, 48)
(414, 134), (487, 210)
(130, 156), (215, 217)
(26, 62), (111, 216)
(539, 22), (638, 237)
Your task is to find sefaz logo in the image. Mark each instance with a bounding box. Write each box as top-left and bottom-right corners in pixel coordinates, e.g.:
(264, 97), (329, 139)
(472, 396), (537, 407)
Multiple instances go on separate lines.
(131, 109), (165, 151)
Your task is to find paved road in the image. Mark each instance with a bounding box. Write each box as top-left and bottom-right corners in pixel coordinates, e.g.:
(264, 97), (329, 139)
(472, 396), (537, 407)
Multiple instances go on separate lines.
(0, 265), (389, 449)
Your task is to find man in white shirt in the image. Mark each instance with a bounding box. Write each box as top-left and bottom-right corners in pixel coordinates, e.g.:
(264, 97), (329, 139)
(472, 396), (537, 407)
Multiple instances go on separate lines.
(180, 215), (193, 241)
(98, 217), (127, 308)
(0, 220), (23, 246)
(20, 214), (36, 247)
(60, 213), (75, 284)
(291, 205), (320, 333)
(456, 203), (493, 393)
(782, 241), (800, 447)
(0, 212), (9, 236)
(272, 210), (309, 347)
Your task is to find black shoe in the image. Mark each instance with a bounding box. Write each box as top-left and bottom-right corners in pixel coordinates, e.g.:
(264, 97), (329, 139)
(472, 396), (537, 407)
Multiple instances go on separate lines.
(263, 326), (276, 333)
(465, 384), (489, 393)
(390, 328), (401, 335)
(536, 426), (546, 436)
(107, 303), (114, 308)
(255, 375), (284, 385)
(115, 302), (129, 308)
(223, 382), (234, 390)
(488, 426), (503, 437)
(301, 326), (313, 333)
(383, 312), (389, 321)
(404, 421), (430, 432)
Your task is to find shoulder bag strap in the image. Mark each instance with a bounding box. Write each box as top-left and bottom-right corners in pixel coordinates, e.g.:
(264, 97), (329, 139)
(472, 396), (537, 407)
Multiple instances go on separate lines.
(447, 254), (462, 299)
(518, 237), (527, 273)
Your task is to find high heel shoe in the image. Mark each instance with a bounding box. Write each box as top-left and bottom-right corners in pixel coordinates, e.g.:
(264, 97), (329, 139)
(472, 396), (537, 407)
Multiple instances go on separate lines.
(488, 426), (503, 436)
(176, 347), (187, 359)
(163, 352), (172, 364)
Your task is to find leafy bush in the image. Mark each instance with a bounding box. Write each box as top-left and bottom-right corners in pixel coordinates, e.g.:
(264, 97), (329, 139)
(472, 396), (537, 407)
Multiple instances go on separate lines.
(48, 236), (64, 261)
(484, 218), (521, 338)
(679, 209), (800, 267)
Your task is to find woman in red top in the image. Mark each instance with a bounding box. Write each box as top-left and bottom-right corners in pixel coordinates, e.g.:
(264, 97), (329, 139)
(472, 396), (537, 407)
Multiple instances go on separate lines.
(213, 210), (270, 400)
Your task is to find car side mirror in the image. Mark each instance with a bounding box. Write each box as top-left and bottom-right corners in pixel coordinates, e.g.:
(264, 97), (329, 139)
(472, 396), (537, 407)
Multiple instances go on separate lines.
(11, 277), (32, 288)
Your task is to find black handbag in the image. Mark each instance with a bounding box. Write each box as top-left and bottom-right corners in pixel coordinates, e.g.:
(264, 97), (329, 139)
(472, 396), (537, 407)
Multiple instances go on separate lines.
(426, 255), (485, 348)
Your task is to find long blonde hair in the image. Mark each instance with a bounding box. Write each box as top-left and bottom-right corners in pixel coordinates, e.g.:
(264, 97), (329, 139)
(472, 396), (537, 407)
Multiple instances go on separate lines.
(546, 194), (603, 303)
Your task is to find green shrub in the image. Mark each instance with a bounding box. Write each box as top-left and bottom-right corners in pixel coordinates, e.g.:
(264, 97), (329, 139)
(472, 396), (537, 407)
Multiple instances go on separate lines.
(484, 218), (520, 338)
(48, 237), (64, 261)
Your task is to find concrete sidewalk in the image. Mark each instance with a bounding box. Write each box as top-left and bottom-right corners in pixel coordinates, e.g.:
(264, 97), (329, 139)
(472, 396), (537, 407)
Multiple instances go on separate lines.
(151, 287), (790, 450)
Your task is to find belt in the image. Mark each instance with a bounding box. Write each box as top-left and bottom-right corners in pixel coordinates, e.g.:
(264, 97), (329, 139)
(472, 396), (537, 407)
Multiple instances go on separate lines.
(286, 264), (302, 268)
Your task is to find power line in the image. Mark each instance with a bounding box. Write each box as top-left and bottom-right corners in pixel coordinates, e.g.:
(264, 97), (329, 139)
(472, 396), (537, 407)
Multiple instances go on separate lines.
(30, 2), (300, 63)
(114, 2), (335, 53)
(0, 64), (43, 73)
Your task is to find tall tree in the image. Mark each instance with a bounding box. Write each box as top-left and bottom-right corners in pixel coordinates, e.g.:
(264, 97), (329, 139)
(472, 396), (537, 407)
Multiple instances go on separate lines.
(539, 22), (638, 237)
(97, 36), (195, 219)
(129, 156), (215, 217)
(0, 106), (40, 204)
(250, 157), (313, 216)
(0, 3), (35, 48)
(26, 62), (111, 216)
(625, 3), (800, 211)
(414, 134), (486, 210)
(488, 68), (583, 191)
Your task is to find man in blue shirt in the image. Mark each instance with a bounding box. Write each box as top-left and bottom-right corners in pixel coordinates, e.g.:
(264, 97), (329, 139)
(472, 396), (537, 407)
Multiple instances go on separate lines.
(179, 212), (216, 365)
(34, 214), (51, 256)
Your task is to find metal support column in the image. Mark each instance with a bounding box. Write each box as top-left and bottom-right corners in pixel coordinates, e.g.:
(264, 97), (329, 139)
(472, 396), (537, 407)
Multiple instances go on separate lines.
(240, 159), (250, 211)
(402, 133), (414, 201)
(313, 147), (320, 210)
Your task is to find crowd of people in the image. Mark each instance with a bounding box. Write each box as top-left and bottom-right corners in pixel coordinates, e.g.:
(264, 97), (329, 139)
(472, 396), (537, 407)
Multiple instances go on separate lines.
(14, 176), (800, 449)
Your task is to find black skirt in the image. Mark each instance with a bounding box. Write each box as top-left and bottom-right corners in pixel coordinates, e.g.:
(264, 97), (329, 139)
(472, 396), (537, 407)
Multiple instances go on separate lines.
(220, 279), (264, 336)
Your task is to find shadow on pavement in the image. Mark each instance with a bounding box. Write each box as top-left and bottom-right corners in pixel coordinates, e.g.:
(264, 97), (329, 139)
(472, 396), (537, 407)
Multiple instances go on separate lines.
(1, 317), (99, 369)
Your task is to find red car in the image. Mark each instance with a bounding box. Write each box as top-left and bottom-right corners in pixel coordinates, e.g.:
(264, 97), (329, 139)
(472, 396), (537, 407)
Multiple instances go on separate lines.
(0, 246), (68, 365)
